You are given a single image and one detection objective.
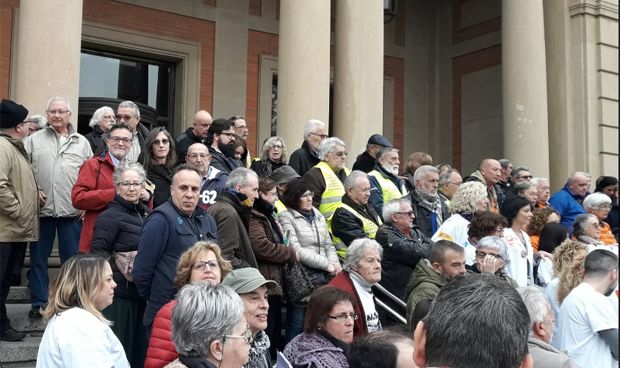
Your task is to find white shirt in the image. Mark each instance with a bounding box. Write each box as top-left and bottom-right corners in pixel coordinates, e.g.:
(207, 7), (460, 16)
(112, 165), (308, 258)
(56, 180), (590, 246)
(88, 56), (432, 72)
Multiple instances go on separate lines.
(37, 307), (130, 368)
(502, 227), (534, 287)
(556, 283), (618, 368)
(432, 214), (476, 265)
(350, 272), (381, 333)
(545, 278), (562, 346)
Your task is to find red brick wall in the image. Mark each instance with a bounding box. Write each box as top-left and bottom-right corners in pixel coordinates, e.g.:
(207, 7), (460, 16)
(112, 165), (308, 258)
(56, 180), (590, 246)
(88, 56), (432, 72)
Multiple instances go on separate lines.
(0, 0), (19, 99)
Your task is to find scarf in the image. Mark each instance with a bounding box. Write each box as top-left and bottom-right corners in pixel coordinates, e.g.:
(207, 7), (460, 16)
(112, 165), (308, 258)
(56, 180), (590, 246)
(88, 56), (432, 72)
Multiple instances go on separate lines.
(415, 187), (443, 223)
(246, 330), (271, 368)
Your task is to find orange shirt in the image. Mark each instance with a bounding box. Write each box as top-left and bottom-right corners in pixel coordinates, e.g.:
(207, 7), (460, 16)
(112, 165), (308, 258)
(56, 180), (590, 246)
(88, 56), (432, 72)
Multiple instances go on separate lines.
(530, 235), (540, 252)
(599, 221), (617, 245)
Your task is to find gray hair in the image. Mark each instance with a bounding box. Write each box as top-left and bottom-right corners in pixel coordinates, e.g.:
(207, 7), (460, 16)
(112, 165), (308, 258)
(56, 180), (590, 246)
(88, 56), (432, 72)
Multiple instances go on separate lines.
(510, 166), (530, 179)
(513, 181), (535, 194)
(319, 137), (346, 160)
(573, 213), (598, 238)
(46, 96), (72, 112)
(343, 238), (383, 273)
(303, 119), (325, 140)
(475, 236), (510, 268)
(567, 171), (589, 185)
(583, 192), (612, 210)
(412, 165), (438, 183)
(448, 181), (487, 215)
(376, 146), (398, 161)
(344, 170), (368, 192)
(89, 106), (115, 128)
(118, 100), (141, 117)
(261, 136), (287, 163)
(382, 198), (409, 224)
(113, 162), (146, 186)
(517, 286), (549, 332)
(225, 167), (258, 189)
(438, 169), (455, 188)
(28, 115), (47, 129)
(172, 283), (245, 358)
(498, 159), (512, 169)
(530, 177), (548, 187)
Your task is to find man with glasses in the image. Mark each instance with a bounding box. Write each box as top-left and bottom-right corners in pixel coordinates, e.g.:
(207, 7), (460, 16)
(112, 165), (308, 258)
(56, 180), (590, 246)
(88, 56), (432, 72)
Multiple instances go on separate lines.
(511, 166), (533, 185)
(116, 100), (150, 164)
(289, 119), (328, 176)
(175, 110), (213, 164)
(185, 143), (228, 210)
(206, 118), (242, 174)
(23, 96), (93, 319)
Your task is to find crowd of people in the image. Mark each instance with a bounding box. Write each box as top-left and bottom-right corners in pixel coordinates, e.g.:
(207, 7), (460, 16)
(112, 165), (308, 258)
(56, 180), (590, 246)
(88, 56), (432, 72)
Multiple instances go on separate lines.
(0, 96), (618, 368)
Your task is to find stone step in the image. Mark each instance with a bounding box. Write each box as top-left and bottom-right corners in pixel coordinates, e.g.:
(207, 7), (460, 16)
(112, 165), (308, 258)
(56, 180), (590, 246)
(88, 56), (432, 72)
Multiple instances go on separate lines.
(0, 335), (40, 365)
(6, 304), (48, 334)
(7, 287), (30, 304)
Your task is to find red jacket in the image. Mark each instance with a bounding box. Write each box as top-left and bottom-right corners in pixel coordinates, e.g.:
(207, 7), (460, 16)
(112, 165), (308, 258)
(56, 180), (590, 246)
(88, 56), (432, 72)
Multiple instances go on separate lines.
(71, 153), (116, 253)
(144, 300), (178, 368)
(328, 271), (367, 338)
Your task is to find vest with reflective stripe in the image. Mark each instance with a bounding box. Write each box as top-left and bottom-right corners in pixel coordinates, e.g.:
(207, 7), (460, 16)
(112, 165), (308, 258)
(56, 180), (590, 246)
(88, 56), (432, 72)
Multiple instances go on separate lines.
(274, 200), (287, 214)
(316, 162), (350, 219)
(331, 203), (382, 258)
(368, 170), (407, 204)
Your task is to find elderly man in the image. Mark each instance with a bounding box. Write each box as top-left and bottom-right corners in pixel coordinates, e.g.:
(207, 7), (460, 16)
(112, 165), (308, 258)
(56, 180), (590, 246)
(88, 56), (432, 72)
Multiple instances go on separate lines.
(550, 172), (589, 230)
(185, 143), (228, 210)
(208, 168), (259, 269)
(413, 274), (533, 368)
(465, 158), (504, 213)
(116, 100), (150, 163)
(368, 147), (407, 216)
(206, 118), (241, 174)
(512, 166), (533, 185)
(175, 110), (213, 163)
(352, 134), (393, 173)
(403, 165), (449, 238)
(498, 158), (513, 191)
(518, 287), (579, 368)
(437, 168), (462, 204)
(331, 171), (383, 257)
(289, 119), (327, 176)
(376, 199), (433, 300)
(531, 177), (551, 208)
(24, 96), (92, 319)
(405, 240), (466, 327)
(133, 164), (218, 330)
(0, 99), (38, 341)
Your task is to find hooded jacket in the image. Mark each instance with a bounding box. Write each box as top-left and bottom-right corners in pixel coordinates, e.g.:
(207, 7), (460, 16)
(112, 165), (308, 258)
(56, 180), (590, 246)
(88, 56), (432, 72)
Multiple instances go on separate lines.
(405, 259), (447, 326)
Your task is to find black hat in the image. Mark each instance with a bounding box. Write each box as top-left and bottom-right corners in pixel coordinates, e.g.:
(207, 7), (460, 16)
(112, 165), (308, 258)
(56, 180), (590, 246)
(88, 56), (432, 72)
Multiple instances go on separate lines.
(367, 134), (392, 147)
(271, 165), (300, 184)
(0, 99), (28, 129)
(500, 196), (531, 225)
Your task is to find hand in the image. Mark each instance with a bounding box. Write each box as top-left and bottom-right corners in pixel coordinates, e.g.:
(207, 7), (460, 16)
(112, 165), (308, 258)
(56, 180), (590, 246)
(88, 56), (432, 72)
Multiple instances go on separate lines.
(327, 263), (335, 274)
(38, 189), (47, 207)
(330, 262), (342, 275)
(478, 255), (502, 274)
(537, 251), (554, 261)
(140, 188), (150, 202)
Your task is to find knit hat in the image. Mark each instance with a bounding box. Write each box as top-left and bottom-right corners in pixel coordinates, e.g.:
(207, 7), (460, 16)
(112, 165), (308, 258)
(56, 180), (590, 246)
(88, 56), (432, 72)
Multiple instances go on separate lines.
(500, 196), (531, 225)
(222, 268), (278, 294)
(271, 165), (300, 185)
(0, 99), (28, 129)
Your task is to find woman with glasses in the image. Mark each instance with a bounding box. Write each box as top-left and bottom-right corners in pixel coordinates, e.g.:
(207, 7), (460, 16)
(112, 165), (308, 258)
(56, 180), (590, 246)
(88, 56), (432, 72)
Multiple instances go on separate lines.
(250, 136), (288, 178)
(466, 236), (518, 287)
(91, 163), (151, 367)
(165, 283), (251, 368)
(145, 241), (232, 368)
(144, 127), (178, 208)
(283, 286), (355, 368)
(583, 192), (618, 246)
(85, 106), (116, 155)
(572, 213), (611, 251)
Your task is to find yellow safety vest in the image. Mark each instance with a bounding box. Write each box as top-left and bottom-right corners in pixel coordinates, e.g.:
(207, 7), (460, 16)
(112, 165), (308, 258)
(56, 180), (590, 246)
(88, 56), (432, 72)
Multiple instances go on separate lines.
(274, 200), (287, 214)
(315, 162), (350, 219)
(368, 170), (407, 204)
(331, 203), (382, 258)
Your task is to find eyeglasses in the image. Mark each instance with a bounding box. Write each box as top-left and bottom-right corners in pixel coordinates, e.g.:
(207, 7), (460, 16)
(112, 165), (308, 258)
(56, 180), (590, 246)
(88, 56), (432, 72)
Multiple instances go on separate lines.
(46, 109), (70, 115)
(153, 139), (169, 145)
(328, 313), (359, 322)
(119, 181), (143, 188)
(334, 151), (348, 158)
(220, 132), (236, 138)
(117, 114), (134, 121)
(300, 191), (314, 199)
(475, 251), (503, 260)
(192, 260), (219, 271)
(517, 175), (533, 180)
(271, 144), (283, 150)
(395, 211), (415, 216)
(109, 136), (133, 144)
(224, 327), (253, 344)
(596, 205), (612, 210)
(310, 132), (328, 140)
(188, 153), (210, 159)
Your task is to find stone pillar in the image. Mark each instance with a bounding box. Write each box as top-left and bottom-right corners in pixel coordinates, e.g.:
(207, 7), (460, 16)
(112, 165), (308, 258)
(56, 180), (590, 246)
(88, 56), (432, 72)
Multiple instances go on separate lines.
(277, 0), (331, 149)
(502, 0), (550, 177)
(13, 0), (83, 117)
(333, 0), (384, 167)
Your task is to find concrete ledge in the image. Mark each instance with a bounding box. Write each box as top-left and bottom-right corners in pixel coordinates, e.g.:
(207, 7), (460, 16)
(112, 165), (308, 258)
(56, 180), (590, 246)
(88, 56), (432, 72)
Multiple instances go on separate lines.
(0, 335), (40, 364)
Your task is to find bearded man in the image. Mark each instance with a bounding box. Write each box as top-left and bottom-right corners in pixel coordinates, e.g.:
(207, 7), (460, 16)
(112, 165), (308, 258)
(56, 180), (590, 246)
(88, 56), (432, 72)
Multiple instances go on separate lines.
(368, 147), (407, 215)
(403, 165), (450, 238)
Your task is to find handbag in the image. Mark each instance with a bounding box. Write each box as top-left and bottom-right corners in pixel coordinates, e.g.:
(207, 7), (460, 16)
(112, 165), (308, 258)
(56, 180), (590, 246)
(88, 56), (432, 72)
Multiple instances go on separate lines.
(284, 262), (315, 303)
(113, 251), (138, 282)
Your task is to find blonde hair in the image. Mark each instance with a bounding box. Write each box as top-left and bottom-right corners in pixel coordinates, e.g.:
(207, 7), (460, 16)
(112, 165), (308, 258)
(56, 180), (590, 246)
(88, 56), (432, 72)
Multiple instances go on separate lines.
(42, 254), (111, 324)
(554, 239), (588, 304)
(174, 241), (232, 290)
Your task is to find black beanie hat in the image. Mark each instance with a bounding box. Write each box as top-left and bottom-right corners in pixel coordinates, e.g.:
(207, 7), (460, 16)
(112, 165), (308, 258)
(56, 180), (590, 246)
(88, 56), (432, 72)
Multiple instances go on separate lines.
(0, 99), (28, 129)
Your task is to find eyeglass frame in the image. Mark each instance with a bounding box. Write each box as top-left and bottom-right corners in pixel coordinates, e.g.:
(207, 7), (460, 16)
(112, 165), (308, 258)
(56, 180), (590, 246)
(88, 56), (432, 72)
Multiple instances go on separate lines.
(192, 260), (220, 271)
(475, 250), (503, 261)
(223, 326), (254, 344)
(327, 313), (360, 322)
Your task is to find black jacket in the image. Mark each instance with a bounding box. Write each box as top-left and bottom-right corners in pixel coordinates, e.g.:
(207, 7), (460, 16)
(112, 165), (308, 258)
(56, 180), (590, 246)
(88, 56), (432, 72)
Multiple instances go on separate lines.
(289, 140), (321, 176)
(352, 151), (376, 173)
(91, 196), (150, 300)
(147, 164), (172, 208)
(85, 126), (106, 156)
(175, 127), (204, 164)
(208, 145), (242, 174)
(250, 159), (286, 178)
(375, 223), (433, 300)
(331, 195), (382, 246)
(404, 191), (450, 238)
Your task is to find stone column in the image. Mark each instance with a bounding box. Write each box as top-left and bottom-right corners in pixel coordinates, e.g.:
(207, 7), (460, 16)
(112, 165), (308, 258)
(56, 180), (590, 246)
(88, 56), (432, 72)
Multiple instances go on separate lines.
(13, 0), (83, 117)
(502, 0), (550, 177)
(277, 0), (331, 149)
(333, 0), (384, 167)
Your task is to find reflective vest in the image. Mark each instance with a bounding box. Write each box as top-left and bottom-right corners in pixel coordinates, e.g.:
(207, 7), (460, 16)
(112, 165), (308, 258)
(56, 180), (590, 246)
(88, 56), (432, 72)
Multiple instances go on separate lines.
(315, 161), (350, 219)
(274, 200), (287, 214)
(368, 170), (407, 204)
(331, 203), (382, 258)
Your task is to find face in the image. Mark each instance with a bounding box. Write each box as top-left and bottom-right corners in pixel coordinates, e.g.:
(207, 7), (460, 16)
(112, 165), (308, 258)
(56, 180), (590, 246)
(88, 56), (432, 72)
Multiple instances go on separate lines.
(569, 175), (589, 197)
(322, 301), (355, 344)
(237, 175), (259, 206)
(260, 187), (278, 206)
(500, 163), (513, 181)
(151, 132), (170, 161)
(93, 262), (116, 311)
(539, 303), (555, 343)
(233, 118), (249, 140)
(444, 172), (462, 198)
(307, 126), (327, 151)
(481, 160), (502, 185)
(590, 204), (612, 221)
(117, 169), (143, 204)
(189, 250), (222, 285)
(99, 111), (116, 132)
(234, 145), (245, 160)
(46, 100), (71, 132)
(186, 146), (212, 176)
(106, 128), (133, 160)
(433, 249), (466, 280)
(380, 151), (400, 176)
(298, 190), (314, 212)
(537, 180), (551, 203)
(523, 187), (538, 205)
(325, 145), (347, 171)
(513, 170), (533, 184)
(117, 107), (140, 131)
(241, 286), (269, 334)
(392, 202), (415, 231)
(416, 172), (439, 195)
(474, 247), (506, 271)
(170, 170), (201, 215)
(476, 197), (490, 212)
(349, 177), (371, 205)
(268, 142), (284, 162)
(193, 111), (213, 138)
(602, 185), (618, 199)
(353, 247), (382, 284)
(514, 205), (534, 228)
(547, 212), (560, 224)
(583, 217), (601, 238)
(219, 318), (251, 368)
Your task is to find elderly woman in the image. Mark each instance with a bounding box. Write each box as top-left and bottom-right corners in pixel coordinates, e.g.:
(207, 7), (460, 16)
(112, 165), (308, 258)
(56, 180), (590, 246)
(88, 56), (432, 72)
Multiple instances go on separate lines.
(583, 192), (617, 246)
(144, 127), (178, 208)
(145, 241), (232, 368)
(165, 283), (251, 368)
(512, 181), (538, 207)
(466, 236), (518, 287)
(250, 136), (288, 178)
(432, 181), (489, 264)
(91, 163), (151, 367)
(37, 254), (129, 367)
(85, 106), (116, 155)
(531, 177), (552, 208)
(278, 179), (341, 342)
(595, 176), (619, 240)
(526, 207), (561, 252)
(329, 239), (383, 338)
(284, 286), (355, 368)
(572, 213), (614, 252)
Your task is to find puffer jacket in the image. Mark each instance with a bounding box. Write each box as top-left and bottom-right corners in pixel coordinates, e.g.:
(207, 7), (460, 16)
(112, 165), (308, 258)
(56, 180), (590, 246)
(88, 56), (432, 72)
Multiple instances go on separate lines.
(0, 136), (39, 242)
(24, 124), (93, 217)
(405, 259), (447, 327)
(145, 300), (177, 368)
(278, 208), (339, 272)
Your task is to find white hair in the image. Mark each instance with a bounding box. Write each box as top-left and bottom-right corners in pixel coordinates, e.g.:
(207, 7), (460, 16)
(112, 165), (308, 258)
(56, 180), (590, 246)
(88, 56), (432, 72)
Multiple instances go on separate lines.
(413, 165), (439, 183)
(319, 137), (346, 160)
(583, 192), (612, 210)
(343, 239), (383, 274)
(46, 96), (72, 112)
(382, 198), (409, 224)
(344, 170), (368, 192)
(89, 106), (115, 128)
(517, 286), (549, 332)
(303, 119), (325, 140)
(226, 167), (258, 189)
(118, 100), (141, 117)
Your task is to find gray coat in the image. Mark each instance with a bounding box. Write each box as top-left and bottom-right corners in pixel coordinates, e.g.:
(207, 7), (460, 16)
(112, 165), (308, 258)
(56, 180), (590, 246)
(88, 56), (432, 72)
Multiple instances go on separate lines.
(528, 337), (580, 368)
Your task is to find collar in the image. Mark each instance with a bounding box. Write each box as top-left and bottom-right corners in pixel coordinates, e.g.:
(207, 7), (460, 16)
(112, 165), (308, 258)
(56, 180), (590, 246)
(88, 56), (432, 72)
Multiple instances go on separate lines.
(350, 270), (375, 289)
(108, 152), (122, 167)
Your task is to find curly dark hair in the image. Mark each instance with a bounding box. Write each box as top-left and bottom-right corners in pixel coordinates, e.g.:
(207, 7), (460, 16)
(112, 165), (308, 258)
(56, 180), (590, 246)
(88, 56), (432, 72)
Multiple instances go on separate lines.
(526, 207), (560, 236)
(468, 211), (507, 242)
(282, 178), (311, 210)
